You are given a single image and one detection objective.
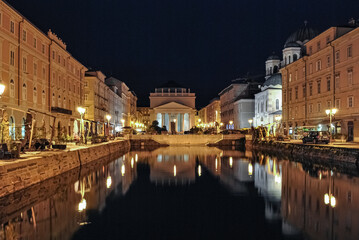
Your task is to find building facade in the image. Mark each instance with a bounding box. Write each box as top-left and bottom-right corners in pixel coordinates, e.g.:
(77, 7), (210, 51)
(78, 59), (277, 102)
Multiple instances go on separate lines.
(149, 81), (196, 133)
(281, 22), (359, 141)
(0, 1), (87, 143)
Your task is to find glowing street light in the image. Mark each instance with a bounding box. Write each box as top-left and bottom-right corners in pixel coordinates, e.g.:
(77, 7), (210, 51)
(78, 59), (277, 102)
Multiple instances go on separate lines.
(324, 193), (336, 208)
(248, 119), (253, 127)
(0, 83), (5, 97)
(77, 107), (86, 144)
(326, 108), (337, 142)
(78, 198), (87, 212)
(229, 157), (233, 168)
(106, 176), (112, 189)
(248, 163), (253, 176)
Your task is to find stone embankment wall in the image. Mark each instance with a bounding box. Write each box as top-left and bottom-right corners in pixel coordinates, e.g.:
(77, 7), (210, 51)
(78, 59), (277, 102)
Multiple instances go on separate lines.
(253, 141), (359, 166)
(129, 134), (244, 146)
(0, 140), (130, 198)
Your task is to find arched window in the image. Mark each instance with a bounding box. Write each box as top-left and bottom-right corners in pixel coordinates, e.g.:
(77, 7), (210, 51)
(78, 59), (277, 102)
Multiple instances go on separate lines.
(22, 83), (27, 100)
(21, 118), (26, 138)
(52, 93), (55, 106)
(288, 55), (291, 63)
(293, 54), (298, 61)
(42, 90), (46, 105)
(276, 99), (279, 110)
(33, 87), (37, 103)
(63, 97), (66, 108)
(273, 66), (278, 74)
(9, 116), (15, 140)
(10, 79), (15, 97)
(58, 95), (61, 107)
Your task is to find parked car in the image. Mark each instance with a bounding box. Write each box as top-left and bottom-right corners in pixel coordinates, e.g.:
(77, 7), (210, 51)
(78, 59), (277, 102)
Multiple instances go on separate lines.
(302, 131), (330, 144)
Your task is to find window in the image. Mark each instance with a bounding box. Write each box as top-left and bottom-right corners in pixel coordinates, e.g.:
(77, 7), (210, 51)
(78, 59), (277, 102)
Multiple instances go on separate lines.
(33, 87), (37, 103)
(326, 35), (331, 43)
(42, 44), (45, 54)
(276, 99), (279, 110)
(347, 45), (353, 58)
(335, 50), (340, 63)
(309, 104), (313, 113)
(52, 51), (55, 59)
(309, 46), (313, 55)
(348, 69), (353, 85)
(42, 90), (45, 105)
(84, 81), (88, 87)
(58, 95), (62, 107)
(335, 99), (341, 109)
(63, 97), (66, 108)
(84, 94), (88, 101)
(22, 30), (26, 41)
(317, 41), (321, 51)
(302, 85), (306, 97)
(22, 84), (27, 100)
(33, 38), (37, 48)
(295, 87), (298, 99)
(33, 63), (37, 76)
(327, 101), (331, 108)
(10, 50), (15, 66)
(317, 80), (321, 94)
(52, 93), (55, 106)
(316, 60), (322, 71)
(22, 57), (27, 72)
(317, 102), (321, 112)
(348, 96), (354, 108)
(309, 84), (313, 96)
(289, 89), (292, 101)
(327, 77), (331, 91)
(42, 67), (46, 79)
(335, 73), (340, 89)
(10, 79), (15, 97)
(327, 55), (330, 67)
(10, 21), (14, 33)
(309, 63), (313, 74)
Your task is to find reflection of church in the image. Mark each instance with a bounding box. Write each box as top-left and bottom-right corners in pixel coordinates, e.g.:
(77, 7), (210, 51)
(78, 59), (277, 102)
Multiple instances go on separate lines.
(149, 81), (196, 133)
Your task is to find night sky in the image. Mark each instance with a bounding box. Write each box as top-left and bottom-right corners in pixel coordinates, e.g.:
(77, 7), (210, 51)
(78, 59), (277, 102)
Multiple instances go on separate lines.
(9, 0), (359, 108)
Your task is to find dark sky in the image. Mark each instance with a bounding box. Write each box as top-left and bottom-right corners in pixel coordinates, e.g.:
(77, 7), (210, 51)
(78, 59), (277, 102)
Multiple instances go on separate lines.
(9, 0), (359, 108)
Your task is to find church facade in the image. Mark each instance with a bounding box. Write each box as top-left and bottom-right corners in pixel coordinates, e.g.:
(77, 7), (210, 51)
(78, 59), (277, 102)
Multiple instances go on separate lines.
(149, 81), (196, 133)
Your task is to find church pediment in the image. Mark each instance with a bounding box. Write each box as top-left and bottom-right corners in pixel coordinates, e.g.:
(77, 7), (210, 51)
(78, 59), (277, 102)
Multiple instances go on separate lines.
(153, 101), (193, 110)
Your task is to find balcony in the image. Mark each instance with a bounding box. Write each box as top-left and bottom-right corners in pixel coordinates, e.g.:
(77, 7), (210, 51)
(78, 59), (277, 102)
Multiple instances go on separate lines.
(51, 107), (72, 115)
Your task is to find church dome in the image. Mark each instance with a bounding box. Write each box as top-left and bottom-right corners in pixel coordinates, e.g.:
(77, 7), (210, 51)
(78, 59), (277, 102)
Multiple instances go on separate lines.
(263, 73), (282, 87)
(284, 23), (318, 48)
(267, 55), (280, 61)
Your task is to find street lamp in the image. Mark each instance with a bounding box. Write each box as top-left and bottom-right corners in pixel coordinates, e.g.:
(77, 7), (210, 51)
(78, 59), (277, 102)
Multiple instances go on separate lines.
(106, 115), (111, 137)
(77, 107), (86, 144)
(0, 83), (5, 97)
(325, 108), (337, 142)
(248, 119), (253, 127)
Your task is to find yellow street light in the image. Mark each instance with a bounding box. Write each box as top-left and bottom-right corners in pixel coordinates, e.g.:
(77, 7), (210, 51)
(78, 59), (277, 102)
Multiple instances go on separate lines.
(106, 176), (112, 189)
(106, 115), (111, 121)
(0, 83), (5, 97)
(326, 108), (337, 141)
(229, 120), (233, 125)
(77, 106), (86, 115)
(248, 119), (253, 127)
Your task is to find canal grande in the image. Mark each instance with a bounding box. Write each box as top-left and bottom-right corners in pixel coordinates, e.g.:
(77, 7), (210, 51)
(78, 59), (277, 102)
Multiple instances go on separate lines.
(1, 146), (358, 240)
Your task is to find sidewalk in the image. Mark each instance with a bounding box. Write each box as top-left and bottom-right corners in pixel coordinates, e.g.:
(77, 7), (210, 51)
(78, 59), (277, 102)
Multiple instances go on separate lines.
(281, 139), (359, 149)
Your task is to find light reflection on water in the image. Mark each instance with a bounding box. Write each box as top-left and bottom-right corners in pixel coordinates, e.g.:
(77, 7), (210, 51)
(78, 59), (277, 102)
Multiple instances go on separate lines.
(0, 147), (358, 240)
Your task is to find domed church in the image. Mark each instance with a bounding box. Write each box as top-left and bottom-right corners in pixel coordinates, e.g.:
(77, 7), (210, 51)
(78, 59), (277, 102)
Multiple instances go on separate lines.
(254, 22), (318, 134)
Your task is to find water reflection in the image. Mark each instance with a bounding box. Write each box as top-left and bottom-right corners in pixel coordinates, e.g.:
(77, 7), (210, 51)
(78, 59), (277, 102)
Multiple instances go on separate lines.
(0, 147), (359, 239)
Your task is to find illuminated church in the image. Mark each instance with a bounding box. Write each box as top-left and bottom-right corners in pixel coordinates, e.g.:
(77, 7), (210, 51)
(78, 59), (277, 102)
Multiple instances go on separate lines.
(149, 81), (196, 133)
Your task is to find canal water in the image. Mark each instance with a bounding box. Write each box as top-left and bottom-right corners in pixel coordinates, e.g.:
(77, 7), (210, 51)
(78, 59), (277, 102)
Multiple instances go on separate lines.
(0, 146), (358, 240)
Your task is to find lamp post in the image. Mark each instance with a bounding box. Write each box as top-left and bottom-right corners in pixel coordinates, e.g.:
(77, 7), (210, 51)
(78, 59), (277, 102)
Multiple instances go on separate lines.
(106, 115), (111, 137)
(248, 119), (253, 128)
(325, 108), (337, 142)
(77, 107), (86, 144)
